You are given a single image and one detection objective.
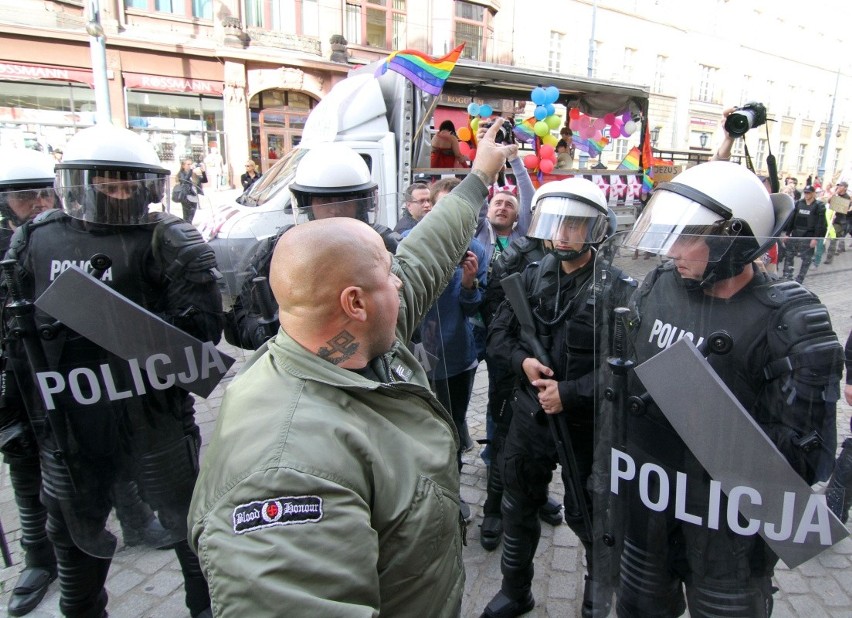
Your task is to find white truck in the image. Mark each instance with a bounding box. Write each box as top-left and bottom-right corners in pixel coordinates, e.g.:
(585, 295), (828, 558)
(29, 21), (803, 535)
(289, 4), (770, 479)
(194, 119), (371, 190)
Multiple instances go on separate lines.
(201, 59), (650, 298)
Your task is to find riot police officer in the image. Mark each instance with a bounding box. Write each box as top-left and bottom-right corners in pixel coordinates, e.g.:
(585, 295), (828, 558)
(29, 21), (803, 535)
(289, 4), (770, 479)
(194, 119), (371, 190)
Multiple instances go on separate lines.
(481, 178), (635, 618)
(225, 142), (400, 350)
(0, 148), (58, 616)
(609, 162), (842, 617)
(5, 125), (223, 617)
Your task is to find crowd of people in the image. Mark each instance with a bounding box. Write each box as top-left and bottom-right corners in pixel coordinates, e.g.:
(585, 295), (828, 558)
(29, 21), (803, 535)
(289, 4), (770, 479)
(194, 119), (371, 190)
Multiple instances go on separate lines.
(0, 112), (849, 618)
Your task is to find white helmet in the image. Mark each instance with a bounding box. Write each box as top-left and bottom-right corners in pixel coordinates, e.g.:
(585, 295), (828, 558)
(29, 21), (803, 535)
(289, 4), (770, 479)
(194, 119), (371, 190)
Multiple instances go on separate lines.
(289, 143), (378, 224)
(624, 161), (794, 287)
(56, 124), (169, 226)
(527, 178), (612, 261)
(0, 148), (57, 226)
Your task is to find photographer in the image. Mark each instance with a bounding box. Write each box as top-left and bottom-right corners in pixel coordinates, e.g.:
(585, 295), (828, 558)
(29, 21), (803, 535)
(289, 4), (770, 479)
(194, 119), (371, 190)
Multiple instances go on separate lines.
(174, 158), (207, 223)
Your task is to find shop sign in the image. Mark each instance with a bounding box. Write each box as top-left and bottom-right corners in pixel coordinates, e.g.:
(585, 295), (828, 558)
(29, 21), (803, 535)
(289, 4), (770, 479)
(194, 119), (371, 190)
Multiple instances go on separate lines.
(124, 73), (224, 96)
(0, 61), (93, 86)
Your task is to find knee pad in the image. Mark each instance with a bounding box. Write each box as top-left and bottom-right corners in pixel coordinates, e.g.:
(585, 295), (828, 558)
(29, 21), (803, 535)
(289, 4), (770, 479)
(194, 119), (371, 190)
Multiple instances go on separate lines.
(617, 537), (685, 618)
(685, 577), (773, 618)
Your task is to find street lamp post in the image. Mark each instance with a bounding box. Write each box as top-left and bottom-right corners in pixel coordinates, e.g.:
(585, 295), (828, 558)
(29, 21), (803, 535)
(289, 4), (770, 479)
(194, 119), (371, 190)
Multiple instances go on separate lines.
(818, 67), (840, 180)
(86, 0), (111, 124)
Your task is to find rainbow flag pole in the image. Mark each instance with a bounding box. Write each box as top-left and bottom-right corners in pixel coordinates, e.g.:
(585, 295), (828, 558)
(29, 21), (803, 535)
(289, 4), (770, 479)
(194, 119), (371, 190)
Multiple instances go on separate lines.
(375, 44), (465, 96)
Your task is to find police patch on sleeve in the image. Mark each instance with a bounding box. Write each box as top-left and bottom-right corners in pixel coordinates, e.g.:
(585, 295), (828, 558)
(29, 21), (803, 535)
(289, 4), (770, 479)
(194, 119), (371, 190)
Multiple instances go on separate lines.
(233, 495), (323, 534)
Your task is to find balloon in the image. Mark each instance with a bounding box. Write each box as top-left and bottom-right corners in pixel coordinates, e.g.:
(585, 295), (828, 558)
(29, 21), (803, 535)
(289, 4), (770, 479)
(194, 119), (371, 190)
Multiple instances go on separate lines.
(622, 111), (632, 123)
(539, 144), (555, 159)
(623, 120), (637, 136)
(458, 141), (471, 156)
(545, 103), (555, 117)
(457, 127), (471, 142)
(604, 113), (616, 126)
(546, 114), (562, 130)
(534, 106), (548, 121)
(593, 117), (606, 130)
(569, 108), (580, 120)
(569, 118), (579, 131)
(534, 121), (550, 137)
(611, 120), (623, 135)
(468, 148), (476, 160)
(467, 102), (480, 116)
(523, 154), (540, 170)
(539, 158), (555, 174)
(470, 117), (480, 132)
(531, 87), (547, 106)
(545, 85), (560, 105)
(479, 104), (493, 117)
(542, 134), (558, 147)
(580, 125), (594, 140)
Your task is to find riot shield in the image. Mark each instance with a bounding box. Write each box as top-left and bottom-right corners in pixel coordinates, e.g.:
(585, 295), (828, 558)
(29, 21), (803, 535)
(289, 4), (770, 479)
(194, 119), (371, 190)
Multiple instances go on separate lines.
(590, 230), (850, 616)
(2, 241), (233, 558)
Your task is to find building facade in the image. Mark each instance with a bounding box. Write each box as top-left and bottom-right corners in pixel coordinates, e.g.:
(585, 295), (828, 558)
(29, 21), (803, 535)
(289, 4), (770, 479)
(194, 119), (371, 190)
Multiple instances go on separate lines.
(0, 0), (848, 186)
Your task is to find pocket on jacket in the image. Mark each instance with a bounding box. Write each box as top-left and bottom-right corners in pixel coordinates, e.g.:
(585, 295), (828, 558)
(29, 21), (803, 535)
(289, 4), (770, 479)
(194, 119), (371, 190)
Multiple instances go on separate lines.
(378, 474), (457, 582)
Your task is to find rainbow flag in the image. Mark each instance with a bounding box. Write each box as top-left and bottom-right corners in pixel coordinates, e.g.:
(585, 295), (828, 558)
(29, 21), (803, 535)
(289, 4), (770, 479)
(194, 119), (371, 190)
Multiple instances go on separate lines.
(574, 135), (609, 157)
(641, 122), (655, 192)
(512, 117), (537, 144)
(617, 147), (641, 171)
(375, 45), (465, 95)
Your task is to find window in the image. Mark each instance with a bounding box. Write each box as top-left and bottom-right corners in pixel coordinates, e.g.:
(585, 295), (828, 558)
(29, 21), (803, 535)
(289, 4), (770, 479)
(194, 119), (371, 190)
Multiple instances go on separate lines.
(805, 90), (815, 119)
(454, 1), (493, 61)
(816, 146), (824, 169)
(652, 55), (667, 94)
(764, 80), (774, 110)
(614, 138), (629, 161)
(778, 141), (787, 171)
(835, 148), (842, 169)
(548, 32), (563, 73)
(740, 74), (751, 105)
(785, 86), (795, 117)
(732, 139), (745, 158)
(797, 144), (806, 172)
(622, 48), (636, 78)
(345, 0), (406, 49)
(125, 0), (212, 19)
(695, 64), (718, 103)
(756, 138), (767, 171)
(245, 0), (316, 34)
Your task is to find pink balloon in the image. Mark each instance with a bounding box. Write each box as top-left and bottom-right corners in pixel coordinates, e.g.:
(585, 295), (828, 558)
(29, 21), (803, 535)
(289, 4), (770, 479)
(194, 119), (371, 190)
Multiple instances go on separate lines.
(539, 144), (555, 159)
(604, 113), (616, 125)
(458, 142), (471, 156)
(593, 117), (606, 130)
(468, 148), (477, 160)
(569, 118), (579, 131)
(539, 159), (555, 173)
(611, 120), (622, 136)
(523, 154), (540, 170)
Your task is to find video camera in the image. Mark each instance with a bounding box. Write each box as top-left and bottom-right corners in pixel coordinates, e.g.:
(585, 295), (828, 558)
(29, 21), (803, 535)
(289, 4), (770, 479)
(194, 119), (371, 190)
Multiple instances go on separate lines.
(724, 102), (767, 138)
(482, 119), (515, 145)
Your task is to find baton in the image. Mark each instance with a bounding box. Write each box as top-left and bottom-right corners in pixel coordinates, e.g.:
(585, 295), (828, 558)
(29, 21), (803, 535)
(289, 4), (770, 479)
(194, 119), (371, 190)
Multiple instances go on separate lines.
(251, 276), (280, 342)
(500, 272), (592, 534)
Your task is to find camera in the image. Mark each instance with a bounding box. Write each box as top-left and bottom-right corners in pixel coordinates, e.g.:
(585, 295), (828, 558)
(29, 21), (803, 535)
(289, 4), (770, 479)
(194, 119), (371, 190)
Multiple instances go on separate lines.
(724, 102), (767, 138)
(482, 119), (515, 145)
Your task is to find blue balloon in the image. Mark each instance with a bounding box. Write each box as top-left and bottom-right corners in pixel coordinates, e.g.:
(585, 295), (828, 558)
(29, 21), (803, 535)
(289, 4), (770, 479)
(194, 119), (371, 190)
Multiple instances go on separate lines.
(467, 102), (481, 116)
(545, 85), (560, 104)
(531, 87), (547, 106)
(545, 103), (555, 117)
(479, 104), (493, 117)
(534, 105), (548, 121)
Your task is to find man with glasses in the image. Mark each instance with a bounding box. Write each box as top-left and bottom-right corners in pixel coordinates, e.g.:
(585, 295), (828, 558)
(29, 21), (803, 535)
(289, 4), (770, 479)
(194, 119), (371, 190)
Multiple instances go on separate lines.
(394, 181), (432, 234)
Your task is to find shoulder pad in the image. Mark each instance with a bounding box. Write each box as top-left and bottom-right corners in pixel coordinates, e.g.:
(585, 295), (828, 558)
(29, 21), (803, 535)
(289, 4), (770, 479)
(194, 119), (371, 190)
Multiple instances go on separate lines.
(152, 214), (219, 282)
(753, 278), (816, 309)
(514, 236), (542, 255)
(6, 209), (65, 260)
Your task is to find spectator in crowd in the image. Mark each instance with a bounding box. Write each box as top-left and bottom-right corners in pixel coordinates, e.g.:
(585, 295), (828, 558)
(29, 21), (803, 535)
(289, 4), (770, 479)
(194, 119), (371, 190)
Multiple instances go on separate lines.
(240, 159), (261, 191)
(394, 181), (432, 234)
(556, 127), (576, 170)
(824, 180), (849, 263)
(175, 157), (206, 223)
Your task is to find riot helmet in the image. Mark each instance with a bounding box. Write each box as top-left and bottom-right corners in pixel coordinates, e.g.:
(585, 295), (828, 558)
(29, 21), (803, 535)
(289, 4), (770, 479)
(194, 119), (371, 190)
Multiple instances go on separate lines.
(55, 124), (169, 226)
(623, 161), (793, 289)
(527, 178), (611, 262)
(0, 148), (57, 227)
(289, 143), (379, 225)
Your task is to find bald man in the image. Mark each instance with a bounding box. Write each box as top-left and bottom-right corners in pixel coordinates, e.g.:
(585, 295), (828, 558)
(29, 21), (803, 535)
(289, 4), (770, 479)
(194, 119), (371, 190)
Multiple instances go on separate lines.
(190, 120), (515, 616)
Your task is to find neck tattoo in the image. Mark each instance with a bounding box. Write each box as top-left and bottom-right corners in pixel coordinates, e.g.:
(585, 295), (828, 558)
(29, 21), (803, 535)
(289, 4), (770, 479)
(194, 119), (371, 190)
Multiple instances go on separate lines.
(317, 331), (359, 365)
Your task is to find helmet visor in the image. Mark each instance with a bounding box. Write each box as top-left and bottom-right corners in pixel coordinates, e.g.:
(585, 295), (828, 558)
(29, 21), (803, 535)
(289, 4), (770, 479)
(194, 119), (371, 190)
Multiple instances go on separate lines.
(623, 191), (732, 259)
(0, 185), (58, 224)
(527, 197), (609, 246)
(57, 169), (169, 225)
(291, 187), (380, 225)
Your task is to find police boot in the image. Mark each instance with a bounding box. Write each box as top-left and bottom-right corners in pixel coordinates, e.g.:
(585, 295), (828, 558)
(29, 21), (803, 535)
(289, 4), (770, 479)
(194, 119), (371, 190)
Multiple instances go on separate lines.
(7, 458), (57, 617)
(112, 480), (175, 548)
(481, 454), (505, 551)
(52, 544), (110, 618)
(827, 438), (852, 523)
(173, 540), (211, 617)
(538, 495), (563, 526)
(581, 576), (613, 618)
(480, 590), (535, 618)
